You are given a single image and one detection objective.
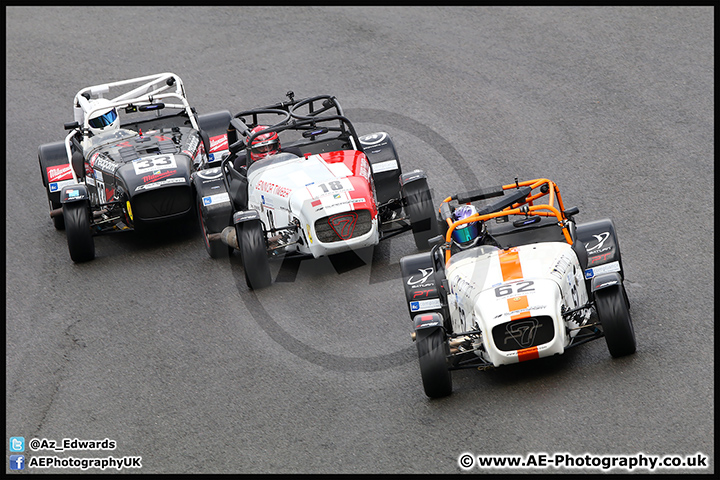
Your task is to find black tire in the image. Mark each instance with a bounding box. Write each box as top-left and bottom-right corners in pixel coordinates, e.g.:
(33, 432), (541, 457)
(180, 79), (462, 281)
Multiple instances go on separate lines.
(63, 201), (95, 263)
(595, 286), (636, 357)
(198, 199), (231, 259)
(417, 328), (452, 398)
(403, 178), (439, 250)
(50, 200), (65, 230)
(237, 220), (272, 289)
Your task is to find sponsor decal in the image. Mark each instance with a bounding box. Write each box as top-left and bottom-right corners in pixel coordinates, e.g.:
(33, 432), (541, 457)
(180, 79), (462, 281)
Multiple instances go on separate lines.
(412, 288), (437, 299)
(47, 164), (73, 183)
(209, 134), (228, 153)
(202, 192), (230, 206)
(306, 224), (313, 244)
(410, 298), (442, 312)
(584, 261), (621, 279)
(407, 268), (434, 286)
(585, 232), (611, 254)
(371, 159), (399, 174)
(588, 252), (613, 265)
(256, 179), (292, 198)
(359, 132), (388, 146)
(90, 154), (116, 173)
(143, 169), (177, 183)
(196, 167), (223, 180)
(134, 177), (185, 191)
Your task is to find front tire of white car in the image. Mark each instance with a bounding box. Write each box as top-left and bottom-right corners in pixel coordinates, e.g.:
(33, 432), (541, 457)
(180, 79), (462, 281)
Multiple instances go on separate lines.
(417, 328), (452, 398)
(595, 286), (636, 357)
(237, 220), (272, 290)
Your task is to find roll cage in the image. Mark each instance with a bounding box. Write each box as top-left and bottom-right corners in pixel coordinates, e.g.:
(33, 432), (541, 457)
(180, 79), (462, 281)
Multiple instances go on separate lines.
(225, 92), (363, 162)
(61, 73), (201, 184)
(437, 178), (578, 264)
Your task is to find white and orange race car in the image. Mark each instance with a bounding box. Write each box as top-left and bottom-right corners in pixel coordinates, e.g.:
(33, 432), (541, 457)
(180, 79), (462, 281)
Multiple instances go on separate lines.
(399, 178), (636, 398)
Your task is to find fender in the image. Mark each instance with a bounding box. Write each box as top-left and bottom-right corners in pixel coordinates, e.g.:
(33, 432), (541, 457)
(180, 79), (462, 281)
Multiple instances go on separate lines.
(399, 169), (427, 187)
(194, 167), (233, 234)
(39, 141), (73, 205)
(412, 312), (445, 336)
(233, 209), (261, 225)
(576, 218), (624, 280)
(359, 131), (402, 205)
(60, 184), (89, 203)
(400, 251), (447, 320)
(590, 271), (623, 293)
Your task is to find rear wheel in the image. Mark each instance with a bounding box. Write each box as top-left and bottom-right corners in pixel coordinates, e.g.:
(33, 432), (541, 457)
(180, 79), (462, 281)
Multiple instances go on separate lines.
(403, 178), (439, 250)
(198, 198), (231, 259)
(417, 328), (452, 398)
(63, 201), (95, 263)
(595, 286), (636, 357)
(238, 220), (272, 289)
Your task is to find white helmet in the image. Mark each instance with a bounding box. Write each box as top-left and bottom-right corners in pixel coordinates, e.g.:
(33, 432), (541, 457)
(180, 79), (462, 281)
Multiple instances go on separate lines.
(87, 98), (119, 135)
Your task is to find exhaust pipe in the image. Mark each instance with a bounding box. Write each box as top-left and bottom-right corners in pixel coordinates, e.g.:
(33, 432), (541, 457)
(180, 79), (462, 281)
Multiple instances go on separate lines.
(218, 226), (239, 249)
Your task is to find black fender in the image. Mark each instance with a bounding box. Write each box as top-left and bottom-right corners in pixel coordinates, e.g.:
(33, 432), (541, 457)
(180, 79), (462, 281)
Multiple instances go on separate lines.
(197, 110), (232, 164)
(60, 184), (89, 204)
(575, 218), (624, 281)
(233, 209), (261, 225)
(590, 272), (623, 293)
(412, 312), (446, 340)
(400, 251), (448, 323)
(38, 141), (72, 206)
(193, 167), (233, 234)
(359, 131), (402, 205)
(399, 169), (427, 187)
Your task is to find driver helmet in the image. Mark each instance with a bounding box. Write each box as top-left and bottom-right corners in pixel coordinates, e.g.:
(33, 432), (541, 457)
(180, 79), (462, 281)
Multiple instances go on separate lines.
(249, 125), (280, 161)
(451, 204), (484, 248)
(87, 98), (119, 135)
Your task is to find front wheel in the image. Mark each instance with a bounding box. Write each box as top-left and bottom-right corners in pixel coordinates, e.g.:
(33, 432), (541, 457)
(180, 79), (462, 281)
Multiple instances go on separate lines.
(237, 220), (272, 289)
(403, 178), (439, 250)
(417, 328), (452, 398)
(63, 201), (95, 263)
(595, 286), (636, 357)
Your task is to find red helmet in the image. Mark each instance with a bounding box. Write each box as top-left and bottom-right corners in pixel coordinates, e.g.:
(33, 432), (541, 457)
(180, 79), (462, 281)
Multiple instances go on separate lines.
(249, 125), (280, 161)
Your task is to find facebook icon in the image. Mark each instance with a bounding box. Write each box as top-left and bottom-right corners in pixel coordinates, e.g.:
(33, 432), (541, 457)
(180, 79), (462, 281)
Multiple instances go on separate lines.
(10, 455), (25, 470)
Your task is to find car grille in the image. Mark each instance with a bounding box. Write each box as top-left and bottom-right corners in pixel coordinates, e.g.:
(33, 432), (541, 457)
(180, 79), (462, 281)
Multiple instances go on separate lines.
(314, 210), (372, 243)
(491, 315), (555, 352)
(132, 185), (193, 221)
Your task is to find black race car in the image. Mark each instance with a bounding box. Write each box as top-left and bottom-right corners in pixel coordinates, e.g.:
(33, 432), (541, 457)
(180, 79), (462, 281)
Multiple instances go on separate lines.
(38, 73), (231, 262)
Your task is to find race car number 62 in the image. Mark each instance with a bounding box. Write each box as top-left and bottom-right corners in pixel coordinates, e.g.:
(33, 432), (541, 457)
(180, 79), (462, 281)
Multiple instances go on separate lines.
(495, 280), (535, 297)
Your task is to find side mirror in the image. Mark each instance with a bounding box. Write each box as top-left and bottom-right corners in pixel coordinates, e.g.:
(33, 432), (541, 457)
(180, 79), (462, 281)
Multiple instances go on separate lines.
(64, 122), (80, 130)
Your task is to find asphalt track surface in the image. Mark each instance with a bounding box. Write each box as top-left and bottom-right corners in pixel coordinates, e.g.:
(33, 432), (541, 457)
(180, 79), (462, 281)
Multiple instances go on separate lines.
(6, 6), (714, 474)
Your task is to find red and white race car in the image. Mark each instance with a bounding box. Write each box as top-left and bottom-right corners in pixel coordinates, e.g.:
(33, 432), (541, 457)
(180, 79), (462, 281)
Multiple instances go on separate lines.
(194, 92), (439, 289)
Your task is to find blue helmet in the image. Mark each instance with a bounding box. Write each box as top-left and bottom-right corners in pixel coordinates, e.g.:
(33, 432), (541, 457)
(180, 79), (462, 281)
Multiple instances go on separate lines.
(452, 204), (483, 248)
